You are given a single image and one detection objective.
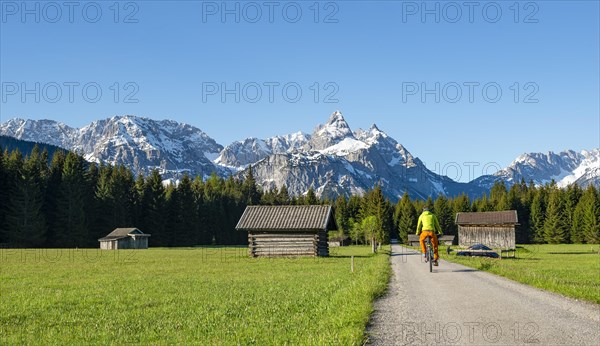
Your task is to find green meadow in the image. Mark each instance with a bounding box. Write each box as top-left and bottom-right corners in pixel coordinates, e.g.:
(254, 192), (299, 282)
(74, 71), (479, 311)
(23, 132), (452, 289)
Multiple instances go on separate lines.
(441, 244), (600, 304)
(0, 246), (390, 345)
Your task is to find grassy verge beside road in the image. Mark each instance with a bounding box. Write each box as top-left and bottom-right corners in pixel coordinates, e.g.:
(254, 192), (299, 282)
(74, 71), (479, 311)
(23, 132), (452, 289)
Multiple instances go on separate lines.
(440, 244), (600, 304)
(0, 246), (390, 345)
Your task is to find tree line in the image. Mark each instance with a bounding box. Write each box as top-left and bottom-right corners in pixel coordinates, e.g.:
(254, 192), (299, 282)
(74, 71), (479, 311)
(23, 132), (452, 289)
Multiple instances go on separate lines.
(330, 178), (599, 245)
(0, 146), (253, 247)
(0, 145), (598, 247)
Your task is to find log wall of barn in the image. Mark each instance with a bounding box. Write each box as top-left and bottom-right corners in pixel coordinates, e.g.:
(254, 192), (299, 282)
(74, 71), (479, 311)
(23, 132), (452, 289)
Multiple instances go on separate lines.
(248, 231), (329, 257)
(458, 226), (515, 249)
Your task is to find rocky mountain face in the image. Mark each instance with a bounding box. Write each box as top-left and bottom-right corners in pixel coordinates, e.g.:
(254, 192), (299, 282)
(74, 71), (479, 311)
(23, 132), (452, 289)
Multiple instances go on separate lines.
(471, 149), (600, 189)
(215, 132), (310, 169)
(228, 111), (471, 200)
(1, 112), (598, 200)
(0, 116), (224, 178)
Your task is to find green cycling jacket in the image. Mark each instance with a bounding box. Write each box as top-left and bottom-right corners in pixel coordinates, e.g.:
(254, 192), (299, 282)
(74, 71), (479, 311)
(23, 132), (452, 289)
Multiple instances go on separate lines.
(416, 210), (442, 235)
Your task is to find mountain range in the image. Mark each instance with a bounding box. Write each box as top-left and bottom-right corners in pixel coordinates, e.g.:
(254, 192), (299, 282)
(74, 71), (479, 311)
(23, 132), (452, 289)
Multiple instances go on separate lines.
(1, 111), (598, 200)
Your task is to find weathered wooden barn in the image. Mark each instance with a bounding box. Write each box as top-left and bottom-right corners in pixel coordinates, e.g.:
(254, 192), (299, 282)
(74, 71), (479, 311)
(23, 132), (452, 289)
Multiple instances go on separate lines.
(99, 228), (150, 250)
(236, 205), (337, 257)
(456, 211), (518, 249)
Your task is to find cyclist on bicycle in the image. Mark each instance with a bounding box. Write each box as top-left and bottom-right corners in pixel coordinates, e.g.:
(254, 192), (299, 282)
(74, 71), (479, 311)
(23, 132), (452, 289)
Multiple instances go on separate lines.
(416, 206), (443, 266)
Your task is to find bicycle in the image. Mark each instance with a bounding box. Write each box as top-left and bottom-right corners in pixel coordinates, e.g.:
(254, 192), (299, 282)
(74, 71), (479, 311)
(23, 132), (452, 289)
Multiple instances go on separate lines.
(424, 236), (435, 273)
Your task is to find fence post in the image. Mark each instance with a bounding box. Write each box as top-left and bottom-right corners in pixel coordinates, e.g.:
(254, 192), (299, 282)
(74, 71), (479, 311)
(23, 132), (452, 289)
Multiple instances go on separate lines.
(351, 255), (354, 273)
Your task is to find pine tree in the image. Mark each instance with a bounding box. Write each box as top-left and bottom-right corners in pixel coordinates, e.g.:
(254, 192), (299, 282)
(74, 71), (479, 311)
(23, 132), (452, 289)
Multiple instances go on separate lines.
(0, 146), (7, 242)
(306, 187), (318, 205)
(242, 165), (260, 205)
(55, 152), (88, 247)
(474, 194), (493, 212)
(192, 176), (211, 245)
(140, 169), (167, 246)
(5, 147), (47, 246)
(565, 184), (583, 240)
(43, 150), (65, 246)
(543, 188), (568, 244)
(530, 189), (546, 243)
(359, 186), (392, 245)
(93, 164), (114, 237)
(496, 194), (510, 211)
(582, 186), (600, 244)
(164, 184), (179, 247)
(203, 173), (224, 245)
(571, 196), (586, 243)
(347, 195), (362, 220)
(490, 181), (508, 210)
(396, 192), (417, 244)
(334, 196), (350, 235)
(424, 196), (434, 211)
(452, 194), (471, 214)
(132, 173), (146, 227)
(260, 187), (277, 205)
(176, 174), (200, 246)
(111, 165), (136, 227)
(434, 195), (453, 235)
(507, 183), (530, 244)
(276, 185), (290, 205)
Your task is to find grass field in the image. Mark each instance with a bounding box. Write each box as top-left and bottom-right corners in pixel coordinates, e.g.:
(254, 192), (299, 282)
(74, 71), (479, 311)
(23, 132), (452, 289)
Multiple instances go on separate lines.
(440, 244), (600, 304)
(0, 246), (390, 345)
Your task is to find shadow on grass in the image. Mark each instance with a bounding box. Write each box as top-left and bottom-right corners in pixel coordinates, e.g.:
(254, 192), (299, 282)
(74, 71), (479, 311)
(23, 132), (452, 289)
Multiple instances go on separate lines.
(547, 252), (599, 255)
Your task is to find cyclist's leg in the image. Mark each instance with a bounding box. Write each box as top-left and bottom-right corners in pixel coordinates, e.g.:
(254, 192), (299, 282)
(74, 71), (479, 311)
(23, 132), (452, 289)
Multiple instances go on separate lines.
(419, 232), (428, 254)
(432, 233), (440, 261)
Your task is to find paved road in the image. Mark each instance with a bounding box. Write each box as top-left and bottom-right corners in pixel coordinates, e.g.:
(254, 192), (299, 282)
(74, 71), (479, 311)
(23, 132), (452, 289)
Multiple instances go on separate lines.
(367, 244), (600, 345)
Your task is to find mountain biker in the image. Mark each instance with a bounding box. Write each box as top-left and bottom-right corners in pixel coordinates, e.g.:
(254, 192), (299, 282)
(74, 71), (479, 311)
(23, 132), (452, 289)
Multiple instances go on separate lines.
(416, 206), (443, 266)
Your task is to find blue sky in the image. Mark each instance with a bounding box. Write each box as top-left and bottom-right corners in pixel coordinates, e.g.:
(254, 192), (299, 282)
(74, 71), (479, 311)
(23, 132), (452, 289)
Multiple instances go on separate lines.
(1, 0), (599, 182)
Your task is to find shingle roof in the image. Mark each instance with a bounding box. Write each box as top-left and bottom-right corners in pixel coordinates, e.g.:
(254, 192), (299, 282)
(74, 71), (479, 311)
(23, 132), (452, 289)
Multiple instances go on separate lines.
(455, 211), (518, 225)
(235, 205), (337, 231)
(98, 228), (148, 241)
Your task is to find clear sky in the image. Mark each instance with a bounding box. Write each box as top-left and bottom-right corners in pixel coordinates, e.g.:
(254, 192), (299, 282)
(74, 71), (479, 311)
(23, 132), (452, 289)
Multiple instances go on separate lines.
(1, 1), (598, 182)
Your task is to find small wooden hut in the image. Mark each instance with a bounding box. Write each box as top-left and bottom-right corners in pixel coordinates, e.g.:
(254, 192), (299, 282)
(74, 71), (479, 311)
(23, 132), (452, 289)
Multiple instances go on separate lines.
(455, 211), (518, 249)
(236, 205), (337, 257)
(99, 228), (150, 250)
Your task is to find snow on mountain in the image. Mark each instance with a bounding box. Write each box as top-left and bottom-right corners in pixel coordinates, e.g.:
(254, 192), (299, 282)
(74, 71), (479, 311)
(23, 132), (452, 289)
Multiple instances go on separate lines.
(319, 137), (368, 156)
(0, 115), (223, 179)
(235, 111), (467, 200)
(215, 131), (310, 169)
(0, 118), (78, 148)
(471, 149), (600, 189)
(556, 149), (600, 187)
(2, 112), (597, 199)
(304, 110), (354, 151)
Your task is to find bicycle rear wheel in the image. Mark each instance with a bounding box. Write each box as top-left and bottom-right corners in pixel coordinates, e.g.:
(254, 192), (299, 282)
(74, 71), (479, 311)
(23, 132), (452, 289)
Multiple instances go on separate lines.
(428, 247), (433, 272)
(427, 238), (433, 272)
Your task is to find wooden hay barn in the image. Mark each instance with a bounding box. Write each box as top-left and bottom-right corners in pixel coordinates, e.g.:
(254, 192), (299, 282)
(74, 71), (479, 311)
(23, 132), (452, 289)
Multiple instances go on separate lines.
(456, 211), (518, 249)
(235, 205), (337, 257)
(99, 228), (150, 250)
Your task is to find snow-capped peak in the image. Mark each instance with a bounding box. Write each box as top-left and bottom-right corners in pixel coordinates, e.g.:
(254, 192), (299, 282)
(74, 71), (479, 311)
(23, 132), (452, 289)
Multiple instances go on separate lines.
(478, 148), (599, 189)
(318, 111), (352, 136)
(3, 112), (598, 202)
(0, 117), (77, 148)
(0, 115), (224, 179)
(306, 111), (355, 151)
